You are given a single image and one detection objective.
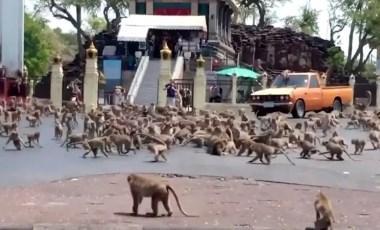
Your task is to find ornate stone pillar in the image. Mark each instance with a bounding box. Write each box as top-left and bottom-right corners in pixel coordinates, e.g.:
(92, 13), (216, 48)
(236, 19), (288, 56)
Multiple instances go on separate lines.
(193, 55), (206, 109)
(83, 42), (99, 113)
(261, 72), (268, 89)
(157, 42), (172, 107)
(218, 3), (223, 38)
(50, 54), (63, 109)
(208, 1), (218, 40)
(231, 73), (237, 104)
(29, 79), (34, 98)
(349, 74), (355, 107)
(376, 77), (380, 108)
(223, 5), (229, 42)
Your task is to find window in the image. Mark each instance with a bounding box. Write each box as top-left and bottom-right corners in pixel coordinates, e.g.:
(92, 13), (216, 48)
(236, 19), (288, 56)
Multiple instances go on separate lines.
(271, 74), (308, 88)
(309, 75), (320, 88)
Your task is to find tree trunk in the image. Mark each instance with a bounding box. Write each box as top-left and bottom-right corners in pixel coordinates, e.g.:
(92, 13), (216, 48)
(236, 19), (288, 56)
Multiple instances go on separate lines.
(75, 5), (84, 60)
(255, 3), (265, 27)
(103, 5), (111, 30)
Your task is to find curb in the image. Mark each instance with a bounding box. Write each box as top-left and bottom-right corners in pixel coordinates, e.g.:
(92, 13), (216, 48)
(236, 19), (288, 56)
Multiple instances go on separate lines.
(0, 224), (264, 230)
(0, 224), (32, 230)
(32, 223), (143, 230)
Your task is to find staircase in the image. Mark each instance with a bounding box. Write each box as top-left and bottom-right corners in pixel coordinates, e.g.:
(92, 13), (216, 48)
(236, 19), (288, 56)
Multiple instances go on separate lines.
(134, 59), (175, 105)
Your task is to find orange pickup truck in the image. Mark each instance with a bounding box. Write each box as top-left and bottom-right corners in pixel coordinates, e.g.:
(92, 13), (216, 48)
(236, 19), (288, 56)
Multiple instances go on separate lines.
(251, 72), (353, 118)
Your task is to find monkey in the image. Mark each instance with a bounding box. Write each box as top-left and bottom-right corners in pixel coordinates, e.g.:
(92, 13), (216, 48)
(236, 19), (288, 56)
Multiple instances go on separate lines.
(237, 138), (256, 156)
(304, 132), (321, 145)
(298, 140), (320, 159)
(65, 116), (74, 138)
(26, 115), (39, 127)
(136, 133), (169, 162)
(10, 110), (22, 123)
(268, 138), (292, 150)
(314, 190), (335, 230)
(247, 142), (296, 165)
(61, 133), (88, 151)
(304, 120), (317, 132)
(72, 110), (79, 126)
(369, 130), (380, 149)
(83, 116), (96, 138)
(24, 132), (41, 148)
(294, 122), (302, 130)
(3, 131), (27, 150)
(107, 133), (136, 155)
(127, 173), (197, 217)
(345, 120), (360, 129)
(320, 141), (359, 161)
(31, 110), (42, 125)
(329, 136), (348, 149)
(0, 122), (18, 136)
(81, 137), (109, 158)
(351, 139), (366, 154)
(54, 120), (63, 139)
(209, 138), (229, 156)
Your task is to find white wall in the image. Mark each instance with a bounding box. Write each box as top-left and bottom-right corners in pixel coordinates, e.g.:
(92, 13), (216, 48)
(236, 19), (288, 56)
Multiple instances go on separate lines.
(0, 0), (24, 77)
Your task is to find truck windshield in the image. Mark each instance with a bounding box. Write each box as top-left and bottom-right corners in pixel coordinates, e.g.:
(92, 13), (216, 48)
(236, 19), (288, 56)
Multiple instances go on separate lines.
(271, 74), (309, 88)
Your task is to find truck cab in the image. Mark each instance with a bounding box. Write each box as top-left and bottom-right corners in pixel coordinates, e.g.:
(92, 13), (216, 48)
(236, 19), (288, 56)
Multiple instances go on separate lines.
(251, 72), (353, 118)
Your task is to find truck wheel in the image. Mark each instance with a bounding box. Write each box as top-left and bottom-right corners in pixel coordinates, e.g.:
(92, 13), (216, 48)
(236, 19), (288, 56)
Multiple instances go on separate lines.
(332, 99), (342, 112)
(292, 100), (305, 118)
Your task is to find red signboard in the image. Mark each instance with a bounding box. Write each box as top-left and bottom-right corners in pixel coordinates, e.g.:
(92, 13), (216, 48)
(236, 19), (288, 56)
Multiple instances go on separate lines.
(154, 8), (190, 15)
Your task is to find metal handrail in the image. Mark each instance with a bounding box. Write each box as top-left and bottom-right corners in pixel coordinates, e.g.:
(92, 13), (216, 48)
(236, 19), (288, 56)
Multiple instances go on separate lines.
(127, 55), (150, 104)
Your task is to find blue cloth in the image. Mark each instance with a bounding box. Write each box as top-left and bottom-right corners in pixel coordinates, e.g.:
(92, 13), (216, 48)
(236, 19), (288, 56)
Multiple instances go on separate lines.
(165, 83), (175, 98)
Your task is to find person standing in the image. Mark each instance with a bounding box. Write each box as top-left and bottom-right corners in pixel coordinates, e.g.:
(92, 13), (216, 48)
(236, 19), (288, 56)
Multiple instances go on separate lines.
(164, 79), (177, 107)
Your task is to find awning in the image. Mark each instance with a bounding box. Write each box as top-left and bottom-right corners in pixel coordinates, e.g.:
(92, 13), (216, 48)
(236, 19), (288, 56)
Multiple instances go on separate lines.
(120, 14), (207, 32)
(117, 25), (149, 42)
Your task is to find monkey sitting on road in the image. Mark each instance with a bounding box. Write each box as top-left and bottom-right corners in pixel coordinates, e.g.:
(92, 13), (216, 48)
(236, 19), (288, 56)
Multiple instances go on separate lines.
(127, 173), (197, 217)
(3, 131), (27, 150)
(24, 131), (41, 148)
(351, 139), (365, 154)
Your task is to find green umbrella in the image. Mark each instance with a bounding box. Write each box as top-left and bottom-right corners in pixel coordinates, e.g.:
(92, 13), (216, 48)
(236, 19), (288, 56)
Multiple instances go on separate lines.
(217, 67), (260, 79)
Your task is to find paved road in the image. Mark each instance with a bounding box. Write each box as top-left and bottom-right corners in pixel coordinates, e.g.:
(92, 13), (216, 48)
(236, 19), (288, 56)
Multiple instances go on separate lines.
(0, 115), (380, 192)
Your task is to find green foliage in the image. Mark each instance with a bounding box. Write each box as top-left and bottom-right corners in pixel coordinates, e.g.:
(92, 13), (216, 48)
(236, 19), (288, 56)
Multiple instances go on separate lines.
(24, 13), (54, 79)
(327, 47), (345, 69)
(86, 16), (107, 33)
(284, 5), (319, 35)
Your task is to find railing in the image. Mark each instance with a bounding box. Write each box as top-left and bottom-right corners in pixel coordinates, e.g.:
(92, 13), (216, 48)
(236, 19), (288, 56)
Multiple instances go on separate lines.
(206, 79), (233, 103)
(172, 51), (184, 79)
(127, 55), (150, 104)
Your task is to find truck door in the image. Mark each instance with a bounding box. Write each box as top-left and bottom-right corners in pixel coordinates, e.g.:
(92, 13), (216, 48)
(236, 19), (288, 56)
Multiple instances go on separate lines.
(306, 75), (323, 111)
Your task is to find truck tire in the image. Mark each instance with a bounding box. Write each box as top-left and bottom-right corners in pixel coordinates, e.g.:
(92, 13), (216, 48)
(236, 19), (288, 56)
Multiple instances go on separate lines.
(292, 99), (305, 118)
(332, 99), (342, 112)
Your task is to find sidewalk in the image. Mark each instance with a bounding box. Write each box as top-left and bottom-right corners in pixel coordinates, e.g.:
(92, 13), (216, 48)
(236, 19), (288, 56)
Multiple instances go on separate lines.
(0, 173), (378, 229)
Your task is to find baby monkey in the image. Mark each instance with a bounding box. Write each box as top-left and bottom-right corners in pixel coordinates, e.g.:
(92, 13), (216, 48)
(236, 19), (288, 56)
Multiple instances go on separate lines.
(351, 139), (365, 154)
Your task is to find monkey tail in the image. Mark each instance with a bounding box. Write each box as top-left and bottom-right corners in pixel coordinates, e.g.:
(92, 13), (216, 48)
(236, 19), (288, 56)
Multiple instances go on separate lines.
(343, 149), (360, 161)
(226, 127), (233, 142)
(166, 185), (198, 217)
(279, 150), (296, 165)
(179, 136), (194, 146)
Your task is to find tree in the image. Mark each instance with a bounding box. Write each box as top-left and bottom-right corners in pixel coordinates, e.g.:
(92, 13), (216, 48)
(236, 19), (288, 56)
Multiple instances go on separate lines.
(102, 0), (128, 30)
(240, 0), (288, 27)
(341, 0), (379, 73)
(327, 0), (349, 43)
(85, 16), (107, 33)
(24, 13), (54, 79)
(284, 4), (319, 35)
(34, 0), (102, 58)
(237, 5), (256, 25)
